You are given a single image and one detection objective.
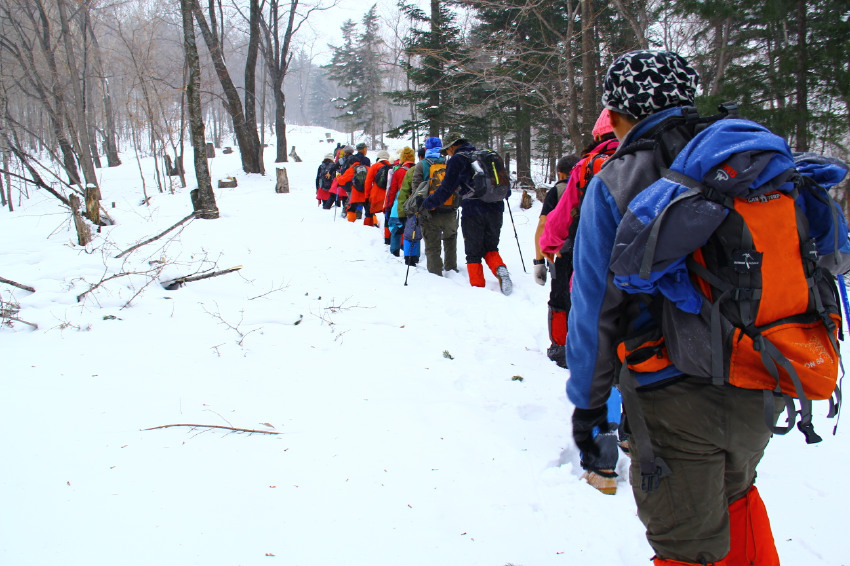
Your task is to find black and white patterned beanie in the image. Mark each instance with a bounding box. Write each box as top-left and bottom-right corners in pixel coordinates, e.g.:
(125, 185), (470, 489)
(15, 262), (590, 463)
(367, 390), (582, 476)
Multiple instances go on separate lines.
(601, 50), (700, 119)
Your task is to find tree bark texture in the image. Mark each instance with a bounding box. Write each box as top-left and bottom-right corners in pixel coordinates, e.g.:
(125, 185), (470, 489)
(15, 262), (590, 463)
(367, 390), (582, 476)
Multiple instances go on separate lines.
(181, 0), (219, 219)
(191, 0), (263, 175)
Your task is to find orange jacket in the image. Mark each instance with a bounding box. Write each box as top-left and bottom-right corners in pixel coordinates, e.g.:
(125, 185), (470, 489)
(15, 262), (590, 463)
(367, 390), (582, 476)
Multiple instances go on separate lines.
(338, 154), (370, 201)
(366, 160), (392, 214)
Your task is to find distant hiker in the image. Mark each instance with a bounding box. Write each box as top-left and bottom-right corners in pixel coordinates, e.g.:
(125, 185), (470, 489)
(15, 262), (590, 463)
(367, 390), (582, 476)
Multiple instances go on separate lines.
(330, 145), (355, 213)
(411, 133), (512, 294)
(338, 142), (371, 222)
(533, 153), (579, 366)
(384, 146), (417, 257)
(362, 150), (392, 227)
(568, 49), (850, 566)
(315, 153), (336, 207)
(365, 150), (393, 229)
(402, 136), (459, 276)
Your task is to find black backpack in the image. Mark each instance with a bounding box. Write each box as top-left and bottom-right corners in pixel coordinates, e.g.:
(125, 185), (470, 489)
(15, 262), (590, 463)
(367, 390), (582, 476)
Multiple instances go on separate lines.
(374, 163), (392, 190)
(458, 149), (511, 203)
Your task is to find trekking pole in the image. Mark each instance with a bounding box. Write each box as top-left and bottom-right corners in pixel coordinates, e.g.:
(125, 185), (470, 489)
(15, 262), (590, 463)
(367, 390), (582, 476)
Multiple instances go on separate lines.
(506, 185), (526, 273)
(404, 264), (411, 286)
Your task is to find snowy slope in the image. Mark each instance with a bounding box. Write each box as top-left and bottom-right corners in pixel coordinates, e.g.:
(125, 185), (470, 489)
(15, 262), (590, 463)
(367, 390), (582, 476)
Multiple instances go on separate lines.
(0, 125), (846, 566)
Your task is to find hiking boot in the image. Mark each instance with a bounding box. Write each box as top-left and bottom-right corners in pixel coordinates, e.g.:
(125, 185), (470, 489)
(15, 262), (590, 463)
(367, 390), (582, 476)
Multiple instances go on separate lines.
(581, 469), (617, 495)
(546, 343), (567, 368)
(495, 265), (512, 296)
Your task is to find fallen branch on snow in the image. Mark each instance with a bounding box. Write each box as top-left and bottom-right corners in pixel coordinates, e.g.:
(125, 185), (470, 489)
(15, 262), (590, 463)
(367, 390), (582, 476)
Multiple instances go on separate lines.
(141, 423), (280, 435)
(0, 276), (35, 293)
(161, 265), (242, 290)
(115, 211), (199, 258)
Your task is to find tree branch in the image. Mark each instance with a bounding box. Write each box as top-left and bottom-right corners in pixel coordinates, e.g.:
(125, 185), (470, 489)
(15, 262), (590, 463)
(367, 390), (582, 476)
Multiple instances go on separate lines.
(142, 423), (280, 435)
(114, 211), (199, 258)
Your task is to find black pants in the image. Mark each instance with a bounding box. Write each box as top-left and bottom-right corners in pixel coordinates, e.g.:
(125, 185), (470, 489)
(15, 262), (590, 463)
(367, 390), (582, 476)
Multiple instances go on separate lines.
(460, 209), (502, 264)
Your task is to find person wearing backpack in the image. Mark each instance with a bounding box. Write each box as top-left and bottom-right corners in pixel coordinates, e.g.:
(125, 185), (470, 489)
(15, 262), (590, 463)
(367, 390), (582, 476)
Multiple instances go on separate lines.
(399, 137), (458, 275)
(337, 142), (371, 222)
(315, 154), (335, 208)
(384, 146), (417, 257)
(412, 133), (512, 294)
(330, 145), (355, 214)
(362, 150), (392, 227)
(562, 50), (846, 566)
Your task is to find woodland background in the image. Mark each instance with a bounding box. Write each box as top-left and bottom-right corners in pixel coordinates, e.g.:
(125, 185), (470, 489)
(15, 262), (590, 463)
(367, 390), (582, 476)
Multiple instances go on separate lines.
(0, 0), (848, 224)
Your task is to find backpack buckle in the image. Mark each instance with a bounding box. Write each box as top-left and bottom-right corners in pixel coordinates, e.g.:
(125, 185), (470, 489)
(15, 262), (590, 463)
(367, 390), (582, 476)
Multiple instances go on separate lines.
(639, 457), (672, 493)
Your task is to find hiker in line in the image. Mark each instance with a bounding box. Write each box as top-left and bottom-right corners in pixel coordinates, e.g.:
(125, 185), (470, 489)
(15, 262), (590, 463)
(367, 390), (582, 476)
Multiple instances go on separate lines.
(414, 133), (512, 294)
(316, 153), (335, 208)
(567, 50), (796, 566)
(330, 145), (355, 213)
(363, 150), (392, 227)
(384, 146), (417, 257)
(533, 154), (579, 366)
(399, 137), (457, 275)
(395, 147), (422, 267)
(338, 142), (371, 222)
(538, 111), (625, 495)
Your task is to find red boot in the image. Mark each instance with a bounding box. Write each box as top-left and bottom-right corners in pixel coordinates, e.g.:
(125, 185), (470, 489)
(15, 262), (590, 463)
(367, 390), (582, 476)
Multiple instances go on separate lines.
(654, 559), (727, 566)
(726, 486), (779, 566)
(483, 250), (505, 275)
(467, 263), (485, 287)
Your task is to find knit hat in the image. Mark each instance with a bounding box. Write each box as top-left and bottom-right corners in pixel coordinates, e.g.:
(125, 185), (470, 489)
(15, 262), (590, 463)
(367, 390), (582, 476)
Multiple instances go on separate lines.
(424, 136), (442, 150)
(376, 150), (390, 161)
(356, 142), (368, 150)
(324, 153), (333, 160)
(343, 145), (354, 154)
(399, 146), (415, 163)
(601, 50), (700, 119)
(591, 109), (614, 140)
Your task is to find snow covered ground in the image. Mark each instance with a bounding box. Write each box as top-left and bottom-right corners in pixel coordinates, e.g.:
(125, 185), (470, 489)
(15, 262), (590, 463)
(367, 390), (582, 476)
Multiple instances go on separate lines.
(0, 125), (847, 566)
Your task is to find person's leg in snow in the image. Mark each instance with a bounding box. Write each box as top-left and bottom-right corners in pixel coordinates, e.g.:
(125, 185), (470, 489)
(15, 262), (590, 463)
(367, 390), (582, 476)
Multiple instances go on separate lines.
(629, 380), (781, 565)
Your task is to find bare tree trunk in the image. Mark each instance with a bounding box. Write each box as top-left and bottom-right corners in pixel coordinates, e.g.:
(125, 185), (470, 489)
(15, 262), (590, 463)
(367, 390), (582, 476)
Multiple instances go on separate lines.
(55, 0), (99, 196)
(794, 0), (808, 152)
(565, 0), (582, 149)
(244, 0), (265, 171)
(83, 5), (121, 167)
(190, 0), (263, 175)
(181, 0), (218, 219)
(580, 0), (596, 144)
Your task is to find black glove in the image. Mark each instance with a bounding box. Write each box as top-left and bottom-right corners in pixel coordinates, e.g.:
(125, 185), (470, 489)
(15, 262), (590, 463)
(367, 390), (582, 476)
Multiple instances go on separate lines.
(571, 406), (611, 457)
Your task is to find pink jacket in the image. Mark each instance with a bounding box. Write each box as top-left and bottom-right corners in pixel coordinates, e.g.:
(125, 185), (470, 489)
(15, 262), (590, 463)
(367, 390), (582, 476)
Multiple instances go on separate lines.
(539, 138), (619, 254)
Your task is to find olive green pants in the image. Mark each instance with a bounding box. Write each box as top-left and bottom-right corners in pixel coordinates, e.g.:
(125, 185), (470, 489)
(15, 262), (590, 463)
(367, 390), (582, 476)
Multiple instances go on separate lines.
(628, 379), (782, 563)
(421, 210), (458, 275)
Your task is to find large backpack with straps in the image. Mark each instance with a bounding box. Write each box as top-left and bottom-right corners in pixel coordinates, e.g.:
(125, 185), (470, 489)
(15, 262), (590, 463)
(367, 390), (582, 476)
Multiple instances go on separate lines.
(458, 149), (511, 203)
(607, 105), (850, 492)
(404, 158), (458, 215)
(609, 105), (850, 452)
(374, 163), (392, 190)
(560, 138), (619, 255)
(352, 163), (369, 192)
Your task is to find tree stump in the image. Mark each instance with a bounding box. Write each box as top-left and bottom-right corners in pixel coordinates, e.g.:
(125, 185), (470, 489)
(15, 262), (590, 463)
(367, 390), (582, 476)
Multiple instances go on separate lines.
(275, 167), (289, 194)
(205, 143), (215, 158)
(535, 186), (549, 203)
(222, 147), (233, 154)
(69, 194), (92, 246)
(520, 189), (533, 210)
(218, 176), (238, 188)
(288, 146), (302, 162)
(85, 184), (101, 225)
